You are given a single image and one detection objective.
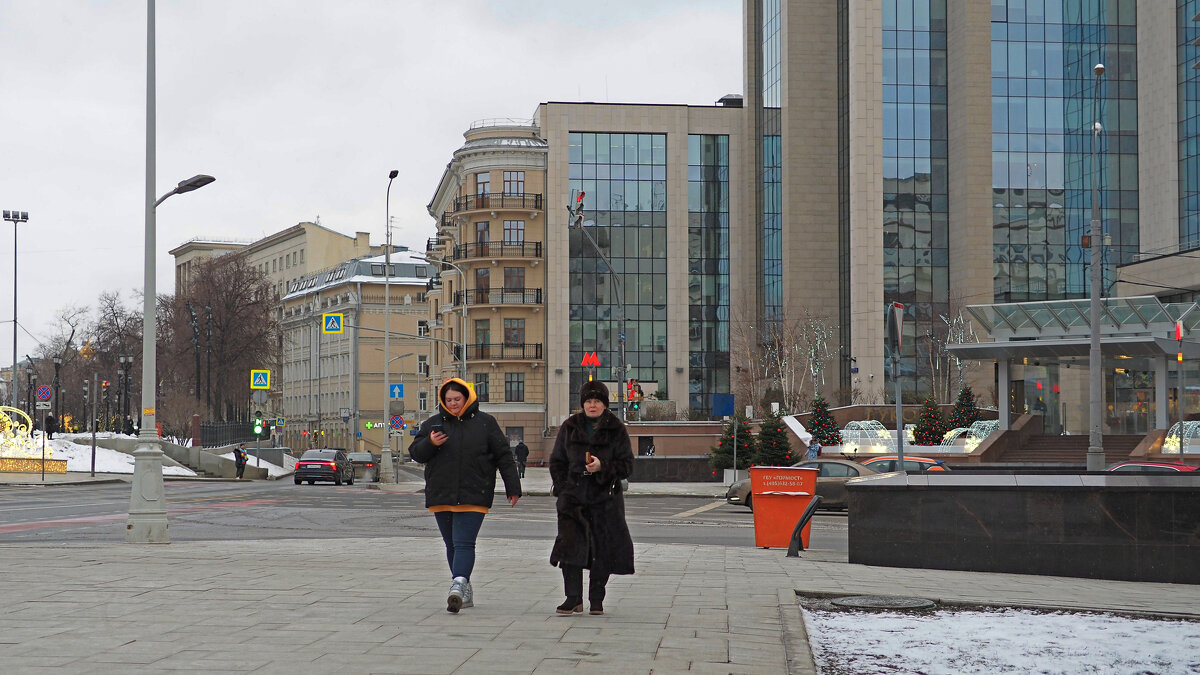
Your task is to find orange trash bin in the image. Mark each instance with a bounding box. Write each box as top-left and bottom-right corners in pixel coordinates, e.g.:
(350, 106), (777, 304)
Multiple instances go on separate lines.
(749, 466), (818, 549)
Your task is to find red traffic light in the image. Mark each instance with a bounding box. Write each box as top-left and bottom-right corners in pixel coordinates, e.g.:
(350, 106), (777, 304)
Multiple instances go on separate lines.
(1177, 321), (1184, 341)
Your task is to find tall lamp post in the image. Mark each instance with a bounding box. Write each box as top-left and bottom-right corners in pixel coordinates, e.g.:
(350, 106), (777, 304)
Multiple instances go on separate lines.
(567, 192), (626, 421)
(128, 0), (216, 548)
(381, 169), (399, 484)
(1087, 62), (1106, 472)
(119, 355), (133, 428)
(3, 209), (28, 407)
(416, 253), (468, 380)
(26, 370), (36, 420)
(52, 356), (62, 424)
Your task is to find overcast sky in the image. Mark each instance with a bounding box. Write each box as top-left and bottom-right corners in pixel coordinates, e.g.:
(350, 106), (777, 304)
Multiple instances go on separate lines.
(0, 0), (742, 366)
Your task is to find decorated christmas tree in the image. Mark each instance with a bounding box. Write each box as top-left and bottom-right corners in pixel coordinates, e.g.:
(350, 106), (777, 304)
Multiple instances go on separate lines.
(709, 416), (757, 470)
(753, 412), (794, 466)
(808, 395), (842, 446)
(948, 387), (981, 429)
(912, 397), (949, 445)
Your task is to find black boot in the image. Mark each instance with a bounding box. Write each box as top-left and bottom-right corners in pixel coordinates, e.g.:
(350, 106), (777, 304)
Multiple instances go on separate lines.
(556, 597), (583, 615)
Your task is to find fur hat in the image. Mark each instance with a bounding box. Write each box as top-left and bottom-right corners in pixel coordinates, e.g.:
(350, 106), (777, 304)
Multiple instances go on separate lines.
(579, 380), (610, 407)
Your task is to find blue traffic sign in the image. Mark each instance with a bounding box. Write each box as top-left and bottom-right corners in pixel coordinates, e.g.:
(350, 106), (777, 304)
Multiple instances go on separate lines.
(250, 369), (270, 389)
(322, 313), (344, 334)
(36, 385), (53, 401)
(390, 384), (404, 399)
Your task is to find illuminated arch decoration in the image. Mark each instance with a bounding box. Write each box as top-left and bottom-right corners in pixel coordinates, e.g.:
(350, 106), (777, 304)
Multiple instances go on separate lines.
(1162, 421), (1200, 454)
(0, 406), (66, 473)
(841, 420), (894, 454)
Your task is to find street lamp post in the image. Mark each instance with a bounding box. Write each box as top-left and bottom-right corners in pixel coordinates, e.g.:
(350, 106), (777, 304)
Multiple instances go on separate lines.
(381, 169), (399, 484)
(119, 355), (133, 429)
(26, 371), (36, 420)
(1087, 62), (1106, 472)
(3, 209), (28, 407)
(128, 0), (216, 548)
(567, 193), (626, 421)
(52, 356), (62, 425)
(416, 253), (467, 380)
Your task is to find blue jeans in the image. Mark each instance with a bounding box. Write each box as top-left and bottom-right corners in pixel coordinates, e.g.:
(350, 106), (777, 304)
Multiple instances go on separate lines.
(433, 511), (486, 580)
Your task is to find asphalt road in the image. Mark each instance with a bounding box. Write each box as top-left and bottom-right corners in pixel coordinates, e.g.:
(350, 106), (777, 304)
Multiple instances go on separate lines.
(0, 479), (849, 553)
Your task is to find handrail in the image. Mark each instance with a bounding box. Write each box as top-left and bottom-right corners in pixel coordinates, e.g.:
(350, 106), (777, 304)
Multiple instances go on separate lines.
(453, 241), (543, 260)
(463, 343), (544, 360)
(786, 495), (823, 557)
(452, 288), (543, 306)
(451, 193), (543, 212)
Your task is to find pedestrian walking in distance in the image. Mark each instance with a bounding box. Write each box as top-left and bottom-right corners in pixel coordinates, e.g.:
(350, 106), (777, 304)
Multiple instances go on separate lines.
(235, 443), (248, 480)
(514, 439), (529, 478)
(410, 377), (522, 613)
(805, 440), (821, 460)
(549, 380), (635, 616)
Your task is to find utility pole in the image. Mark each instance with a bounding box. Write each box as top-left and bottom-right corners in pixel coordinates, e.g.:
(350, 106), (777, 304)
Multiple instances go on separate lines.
(568, 192), (626, 421)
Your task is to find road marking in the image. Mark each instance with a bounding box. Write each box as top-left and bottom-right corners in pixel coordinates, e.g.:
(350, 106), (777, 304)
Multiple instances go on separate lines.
(668, 501), (726, 518)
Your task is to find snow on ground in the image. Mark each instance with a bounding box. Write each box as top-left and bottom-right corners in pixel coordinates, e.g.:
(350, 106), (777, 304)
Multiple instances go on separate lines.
(803, 604), (1200, 675)
(217, 452), (290, 479)
(33, 433), (197, 476)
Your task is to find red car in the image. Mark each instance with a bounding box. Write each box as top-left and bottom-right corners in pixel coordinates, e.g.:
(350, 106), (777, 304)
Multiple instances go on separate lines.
(1106, 460), (1199, 473)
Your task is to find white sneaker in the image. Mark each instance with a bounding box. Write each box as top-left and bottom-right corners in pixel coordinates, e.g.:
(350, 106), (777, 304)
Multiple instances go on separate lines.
(461, 580), (473, 609)
(447, 576), (467, 613)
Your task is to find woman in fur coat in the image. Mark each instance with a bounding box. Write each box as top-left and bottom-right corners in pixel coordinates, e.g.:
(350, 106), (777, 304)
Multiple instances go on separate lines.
(549, 380), (635, 615)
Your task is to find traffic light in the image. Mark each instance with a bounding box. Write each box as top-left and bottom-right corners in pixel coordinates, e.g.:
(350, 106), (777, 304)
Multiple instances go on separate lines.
(631, 399), (640, 411)
(253, 410), (263, 436)
(83, 380), (89, 405)
(102, 380), (110, 399)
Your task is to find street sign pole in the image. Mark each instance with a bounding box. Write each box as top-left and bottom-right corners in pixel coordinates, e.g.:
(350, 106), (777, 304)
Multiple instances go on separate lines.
(91, 373), (98, 477)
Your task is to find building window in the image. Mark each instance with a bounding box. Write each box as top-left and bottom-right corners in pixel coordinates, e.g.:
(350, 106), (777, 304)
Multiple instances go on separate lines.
(504, 318), (525, 346)
(505, 373), (524, 402)
(417, 320), (429, 337)
(475, 319), (491, 354)
(418, 355), (429, 376)
(300, 249), (305, 263)
(476, 172), (490, 195)
(418, 391), (428, 412)
(503, 220), (525, 244)
(504, 267), (525, 291)
(506, 426), (524, 445)
(474, 373), (490, 402)
(503, 171), (525, 194)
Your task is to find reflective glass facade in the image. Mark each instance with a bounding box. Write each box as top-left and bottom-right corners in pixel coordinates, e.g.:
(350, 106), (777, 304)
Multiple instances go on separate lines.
(568, 133), (668, 399)
(688, 134), (731, 414)
(990, 0), (1138, 302)
(760, 0), (783, 325)
(1180, 0), (1200, 249)
(882, 0), (949, 392)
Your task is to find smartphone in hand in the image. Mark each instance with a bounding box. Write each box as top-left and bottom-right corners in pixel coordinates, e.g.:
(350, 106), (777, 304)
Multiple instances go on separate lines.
(585, 452), (594, 464)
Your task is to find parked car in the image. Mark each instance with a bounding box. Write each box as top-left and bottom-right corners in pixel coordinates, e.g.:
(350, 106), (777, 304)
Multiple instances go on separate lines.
(1106, 460), (1199, 473)
(861, 455), (950, 473)
(725, 458), (878, 511)
(347, 452), (381, 482)
(294, 448), (354, 485)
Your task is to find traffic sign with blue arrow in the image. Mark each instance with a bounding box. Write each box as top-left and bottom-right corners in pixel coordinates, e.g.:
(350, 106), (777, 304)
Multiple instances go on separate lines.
(390, 384), (404, 398)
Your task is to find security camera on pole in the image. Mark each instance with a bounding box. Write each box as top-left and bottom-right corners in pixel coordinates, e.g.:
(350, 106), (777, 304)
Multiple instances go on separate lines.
(568, 191), (626, 421)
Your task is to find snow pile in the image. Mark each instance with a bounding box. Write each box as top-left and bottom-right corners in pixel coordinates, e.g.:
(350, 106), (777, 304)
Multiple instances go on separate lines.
(803, 605), (1200, 674)
(37, 435), (197, 476)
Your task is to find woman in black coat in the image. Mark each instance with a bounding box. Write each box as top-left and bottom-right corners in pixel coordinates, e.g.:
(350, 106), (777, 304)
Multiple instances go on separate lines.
(549, 380), (635, 615)
(410, 378), (522, 613)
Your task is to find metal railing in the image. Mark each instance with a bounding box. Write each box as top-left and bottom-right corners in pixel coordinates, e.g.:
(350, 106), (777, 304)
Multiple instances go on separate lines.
(451, 193), (543, 213)
(463, 343), (544, 361)
(452, 288), (543, 307)
(200, 421), (258, 448)
(453, 241), (542, 260)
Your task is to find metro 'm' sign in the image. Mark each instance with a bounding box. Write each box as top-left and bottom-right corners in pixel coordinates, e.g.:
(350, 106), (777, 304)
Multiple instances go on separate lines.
(581, 352), (601, 367)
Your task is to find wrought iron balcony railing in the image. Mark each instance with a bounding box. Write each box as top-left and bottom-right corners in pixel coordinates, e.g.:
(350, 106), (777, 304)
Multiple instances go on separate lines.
(453, 241), (543, 260)
(464, 343), (543, 361)
(452, 287), (543, 306)
(451, 192), (543, 213)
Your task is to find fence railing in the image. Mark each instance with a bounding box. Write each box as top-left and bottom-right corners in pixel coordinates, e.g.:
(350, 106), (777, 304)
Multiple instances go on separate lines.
(451, 193), (543, 212)
(452, 288), (543, 306)
(463, 343), (544, 361)
(200, 421), (259, 448)
(453, 241), (542, 260)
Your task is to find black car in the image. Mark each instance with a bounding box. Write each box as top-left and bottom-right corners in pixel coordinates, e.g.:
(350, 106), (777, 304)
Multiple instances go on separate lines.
(294, 449), (354, 485)
(347, 452), (381, 482)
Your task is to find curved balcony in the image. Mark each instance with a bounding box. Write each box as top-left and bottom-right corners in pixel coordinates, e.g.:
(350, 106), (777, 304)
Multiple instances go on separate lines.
(453, 241), (543, 261)
(464, 343), (543, 361)
(453, 287), (543, 307)
(451, 192), (543, 214)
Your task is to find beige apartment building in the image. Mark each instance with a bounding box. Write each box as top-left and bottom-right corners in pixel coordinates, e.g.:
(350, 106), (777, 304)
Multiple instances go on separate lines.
(278, 251), (434, 453)
(426, 121), (550, 455)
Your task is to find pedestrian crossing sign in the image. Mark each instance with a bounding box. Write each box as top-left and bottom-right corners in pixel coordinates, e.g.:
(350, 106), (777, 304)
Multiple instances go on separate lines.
(322, 313), (344, 334)
(250, 369), (271, 390)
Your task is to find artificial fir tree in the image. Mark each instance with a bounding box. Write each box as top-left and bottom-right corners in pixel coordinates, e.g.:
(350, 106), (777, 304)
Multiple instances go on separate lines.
(948, 387), (981, 429)
(807, 395), (842, 446)
(912, 397), (949, 445)
(753, 412), (794, 466)
(709, 415), (757, 471)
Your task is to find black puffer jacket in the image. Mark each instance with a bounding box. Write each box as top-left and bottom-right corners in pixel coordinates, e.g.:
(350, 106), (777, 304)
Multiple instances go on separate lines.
(548, 409), (634, 575)
(409, 378), (522, 509)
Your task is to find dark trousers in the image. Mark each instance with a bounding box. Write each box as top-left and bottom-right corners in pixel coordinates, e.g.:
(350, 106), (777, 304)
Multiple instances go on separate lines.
(517, 460), (526, 478)
(236, 462), (245, 479)
(561, 564), (609, 603)
(433, 511), (486, 580)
